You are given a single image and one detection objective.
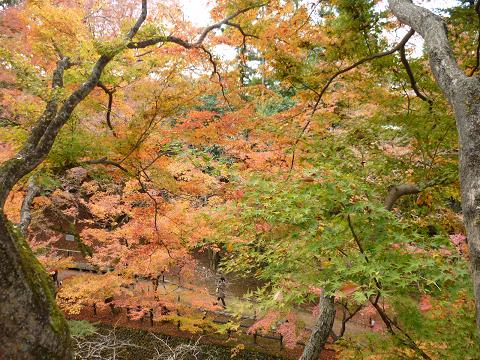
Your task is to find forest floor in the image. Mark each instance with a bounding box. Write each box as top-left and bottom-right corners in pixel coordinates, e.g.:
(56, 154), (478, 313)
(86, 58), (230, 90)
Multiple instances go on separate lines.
(59, 266), (380, 359)
(58, 268), (376, 334)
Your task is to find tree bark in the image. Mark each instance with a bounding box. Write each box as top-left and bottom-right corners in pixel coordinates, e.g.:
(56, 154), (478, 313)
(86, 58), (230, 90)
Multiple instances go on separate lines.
(0, 214), (71, 359)
(19, 177), (41, 235)
(389, 0), (480, 334)
(300, 294), (335, 360)
(384, 183), (421, 210)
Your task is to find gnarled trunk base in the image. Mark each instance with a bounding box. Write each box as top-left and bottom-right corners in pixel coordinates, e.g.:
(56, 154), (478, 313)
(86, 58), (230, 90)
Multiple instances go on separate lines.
(0, 213), (72, 359)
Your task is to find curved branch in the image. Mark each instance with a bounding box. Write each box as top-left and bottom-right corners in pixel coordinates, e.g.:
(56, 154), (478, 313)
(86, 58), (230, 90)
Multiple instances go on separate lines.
(399, 45), (433, 108)
(126, 0), (147, 41)
(97, 82), (117, 136)
(200, 46), (232, 109)
(311, 29), (415, 116)
(384, 183), (421, 210)
(332, 303), (363, 342)
(388, 0), (468, 103)
(136, 170), (173, 259)
(127, 4), (265, 50)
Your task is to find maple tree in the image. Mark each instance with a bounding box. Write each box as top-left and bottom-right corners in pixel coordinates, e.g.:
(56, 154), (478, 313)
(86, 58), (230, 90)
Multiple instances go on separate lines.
(204, 0), (480, 358)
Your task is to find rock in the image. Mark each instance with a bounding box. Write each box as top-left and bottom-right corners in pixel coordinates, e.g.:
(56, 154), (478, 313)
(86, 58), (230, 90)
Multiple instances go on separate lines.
(65, 167), (88, 186)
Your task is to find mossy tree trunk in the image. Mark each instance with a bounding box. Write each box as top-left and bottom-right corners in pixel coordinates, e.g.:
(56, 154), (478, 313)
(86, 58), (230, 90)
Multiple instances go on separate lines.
(0, 215), (72, 359)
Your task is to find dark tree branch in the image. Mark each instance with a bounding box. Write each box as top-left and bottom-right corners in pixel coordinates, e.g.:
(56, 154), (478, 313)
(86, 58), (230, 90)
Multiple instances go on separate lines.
(225, 20), (259, 51)
(347, 214), (367, 261)
(399, 45), (433, 108)
(384, 176), (455, 211)
(332, 303), (363, 342)
(136, 169), (173, 259)
(127, 4), (264, 50)
(388, 0), (469, 103)
(126, 4), (262, 105)
(97, 82), (117, 136)
(384, 183), (421, 210)
(126, 0), (148, 41)
(226, 20), (258, 80)
(348, 213), (432, 359)
(200, 46), (232, 109)
(119, 97), (162, 164)
(347, 214), (383, 290)
(311, 29), (415, 117)
(369, 293), (431, 359)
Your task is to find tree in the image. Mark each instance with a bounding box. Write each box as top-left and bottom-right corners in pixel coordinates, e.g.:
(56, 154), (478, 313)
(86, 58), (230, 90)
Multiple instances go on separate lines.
(0, 0), (262, 357)
(388, 0), (480, 336)
(0, 1), (149, 356)
(208, 0), (477, 358)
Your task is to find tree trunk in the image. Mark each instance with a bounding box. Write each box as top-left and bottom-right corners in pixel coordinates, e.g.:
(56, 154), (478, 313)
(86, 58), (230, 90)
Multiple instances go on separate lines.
(19, 177), (41, 235)
(0, 213), (71, 359)
(300, 294), (335, 360)
(454, 82), (480, 334)
(388, 0), (480, 334)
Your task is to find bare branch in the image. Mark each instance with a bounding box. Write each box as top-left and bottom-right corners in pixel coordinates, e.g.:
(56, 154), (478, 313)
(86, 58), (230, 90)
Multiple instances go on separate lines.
(200, 46), (232, 109)
(126, 0), (148, 41)
(389, 0), (468, 103)
(127, 4), (264, 50)
(136, 170), (173, 259)
(311, 29), (416, 117)
(347, 215), (367, 262)
(332, 302), (363, 342)
(349, 212), (431, 359)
